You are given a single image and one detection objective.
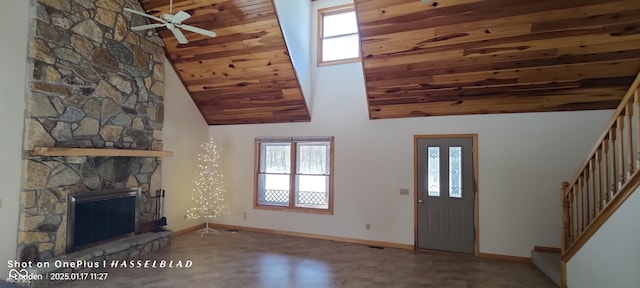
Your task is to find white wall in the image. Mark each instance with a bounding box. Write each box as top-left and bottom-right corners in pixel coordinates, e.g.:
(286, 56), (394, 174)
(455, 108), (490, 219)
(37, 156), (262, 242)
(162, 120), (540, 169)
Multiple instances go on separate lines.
(206, 0), (614, 258)
(566, 189), (640, 288)
(0, 0), (29, 279)
(161, 59), (210, 232)
(273, 0), (313, 109)
(210, 62), (613, 257)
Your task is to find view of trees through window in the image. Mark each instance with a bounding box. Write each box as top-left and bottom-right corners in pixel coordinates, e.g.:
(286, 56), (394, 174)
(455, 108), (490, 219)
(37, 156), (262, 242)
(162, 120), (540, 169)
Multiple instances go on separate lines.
(256, 138), (333, 212)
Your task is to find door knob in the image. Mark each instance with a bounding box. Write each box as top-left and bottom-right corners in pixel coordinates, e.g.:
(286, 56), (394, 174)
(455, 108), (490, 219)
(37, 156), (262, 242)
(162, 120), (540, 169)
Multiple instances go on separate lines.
(418, 199), (424, 203)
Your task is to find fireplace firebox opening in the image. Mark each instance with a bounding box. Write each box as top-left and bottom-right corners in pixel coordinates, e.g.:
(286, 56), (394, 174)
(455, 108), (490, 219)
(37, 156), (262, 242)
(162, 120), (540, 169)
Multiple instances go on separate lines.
(66, 187), (141, 253)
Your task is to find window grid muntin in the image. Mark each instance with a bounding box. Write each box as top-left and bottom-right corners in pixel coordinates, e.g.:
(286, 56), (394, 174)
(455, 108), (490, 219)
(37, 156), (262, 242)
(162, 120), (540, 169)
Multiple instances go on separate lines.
(256, 138), (334, 213)
(318, 5), (360, 65)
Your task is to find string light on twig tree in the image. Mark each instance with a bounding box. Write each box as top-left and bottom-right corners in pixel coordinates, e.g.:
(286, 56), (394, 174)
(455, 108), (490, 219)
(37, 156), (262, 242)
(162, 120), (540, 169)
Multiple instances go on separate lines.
(186, 137), (228, 237)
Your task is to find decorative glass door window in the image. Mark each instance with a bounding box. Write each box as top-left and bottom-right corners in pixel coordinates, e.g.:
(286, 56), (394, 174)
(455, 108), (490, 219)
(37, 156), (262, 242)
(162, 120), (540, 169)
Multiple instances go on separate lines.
(449, 146), (462, 198)
(426, 146), (463, 198)
(427, 146), (440, 197)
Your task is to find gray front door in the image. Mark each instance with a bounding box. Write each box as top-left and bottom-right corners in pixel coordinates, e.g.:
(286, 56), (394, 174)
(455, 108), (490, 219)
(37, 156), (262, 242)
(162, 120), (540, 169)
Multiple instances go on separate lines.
(416, 137), (474, 253)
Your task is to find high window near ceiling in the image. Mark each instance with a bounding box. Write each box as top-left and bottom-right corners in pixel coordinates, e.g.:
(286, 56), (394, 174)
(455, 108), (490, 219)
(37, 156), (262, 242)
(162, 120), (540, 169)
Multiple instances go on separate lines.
(318, 4), (360, 66)
(255, 137), (334, 214)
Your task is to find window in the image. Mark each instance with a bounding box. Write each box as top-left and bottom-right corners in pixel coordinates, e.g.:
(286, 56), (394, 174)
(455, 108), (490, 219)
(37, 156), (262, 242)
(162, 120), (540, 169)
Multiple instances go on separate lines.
(318, 5), (360, 65)
(255, 137), (334, 214)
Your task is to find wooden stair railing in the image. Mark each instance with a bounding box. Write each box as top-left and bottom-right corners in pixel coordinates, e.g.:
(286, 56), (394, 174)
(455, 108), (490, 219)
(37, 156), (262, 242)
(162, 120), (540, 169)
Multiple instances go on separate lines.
(561, 72), (640, 268)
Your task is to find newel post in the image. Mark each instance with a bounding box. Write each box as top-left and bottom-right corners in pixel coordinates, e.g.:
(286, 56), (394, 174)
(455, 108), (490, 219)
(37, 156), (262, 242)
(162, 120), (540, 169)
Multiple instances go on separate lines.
(561, 181), (570, 254)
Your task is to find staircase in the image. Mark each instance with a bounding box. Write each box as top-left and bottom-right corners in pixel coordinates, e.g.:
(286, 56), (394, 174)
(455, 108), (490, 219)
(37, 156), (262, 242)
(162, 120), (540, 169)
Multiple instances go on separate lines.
(531, 248), (561, 287)
(555, 72), (640, 287)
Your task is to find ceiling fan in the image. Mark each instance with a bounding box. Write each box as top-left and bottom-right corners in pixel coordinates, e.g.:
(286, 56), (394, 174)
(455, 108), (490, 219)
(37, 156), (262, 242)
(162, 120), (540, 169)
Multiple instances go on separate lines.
(124, 0), (217, 44)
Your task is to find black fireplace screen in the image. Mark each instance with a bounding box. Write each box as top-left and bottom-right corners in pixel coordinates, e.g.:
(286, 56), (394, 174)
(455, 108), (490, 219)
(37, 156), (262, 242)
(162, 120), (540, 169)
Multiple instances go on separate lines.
(67, 187), (140, 253)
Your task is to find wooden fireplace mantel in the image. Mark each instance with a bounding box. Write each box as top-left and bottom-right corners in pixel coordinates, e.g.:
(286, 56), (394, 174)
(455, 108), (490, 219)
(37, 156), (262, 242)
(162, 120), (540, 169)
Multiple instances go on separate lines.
(32, 147), (173, 157)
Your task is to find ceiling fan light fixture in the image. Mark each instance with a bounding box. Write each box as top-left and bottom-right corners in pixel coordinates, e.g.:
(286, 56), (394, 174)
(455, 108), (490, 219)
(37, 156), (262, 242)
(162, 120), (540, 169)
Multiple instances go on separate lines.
(125, 0), (217, 44)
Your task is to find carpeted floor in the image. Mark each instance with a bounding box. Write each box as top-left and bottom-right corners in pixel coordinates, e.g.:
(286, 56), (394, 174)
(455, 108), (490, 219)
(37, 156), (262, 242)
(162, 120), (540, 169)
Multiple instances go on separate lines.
(54, 230), (555, 288)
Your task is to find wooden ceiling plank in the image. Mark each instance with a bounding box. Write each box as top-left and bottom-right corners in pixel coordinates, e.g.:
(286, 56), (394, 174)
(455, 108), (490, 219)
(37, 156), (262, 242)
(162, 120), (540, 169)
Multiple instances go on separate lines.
(428, 0), (638, 36)
(367, 27), (620, 60)
(184, 74), (297, 89)
(368, 76), (634, 102)
(186, 7), (276, 28)
(358, 0), (614, 38)
(355, 0), (417, 11)
(171, 46), (289, 68)
(429, 58), (640, 85)
(174, 52), (290, 72)
(369, 81), (582, 98)
(362, 24), (534, 57)
(406, 49), (560, 71)
(531, 9), (640, 33)
(556, 39), (640, 55)
(182, 71), (296, 87)
(517, 59), (640, 84)
(368, 88), (624, 119)
(169, 43), (286, 64)
(368, 77), (518, 91)
(183, 72), (296, 87)
(190, 84), (296, 99)
(142, 0), (309, 125)
(363, 49), (465, 69)
(199, 101), (307, 110)
(367, 78), (634, 103)
(202, 104), (307, 115)
(176, 61), (292, 77)
(189, 79), (300, 94)
(357, 0), (639, 120)
(362, 49), (640, 82)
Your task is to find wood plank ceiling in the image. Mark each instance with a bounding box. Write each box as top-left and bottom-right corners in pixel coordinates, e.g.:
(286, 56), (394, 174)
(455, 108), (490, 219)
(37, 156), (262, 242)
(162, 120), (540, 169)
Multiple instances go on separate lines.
(139, 0), (309, 125)
(140, 0), (640, 124)
(355, 0), (640, 119)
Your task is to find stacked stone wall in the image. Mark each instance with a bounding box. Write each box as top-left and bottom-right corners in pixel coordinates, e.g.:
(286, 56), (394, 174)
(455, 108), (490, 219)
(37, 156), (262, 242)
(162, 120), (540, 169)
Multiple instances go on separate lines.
(19, 0), (166, 262)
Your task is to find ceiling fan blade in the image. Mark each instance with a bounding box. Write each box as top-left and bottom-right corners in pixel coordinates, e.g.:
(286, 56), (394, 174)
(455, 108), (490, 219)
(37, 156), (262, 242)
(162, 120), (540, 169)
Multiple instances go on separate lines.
(172, 11), (191, 24)
(124, 8), (165, 23)
(131, 23), (165, 31)
(180, 24), (217, 38)
(169, 26), (189, 44)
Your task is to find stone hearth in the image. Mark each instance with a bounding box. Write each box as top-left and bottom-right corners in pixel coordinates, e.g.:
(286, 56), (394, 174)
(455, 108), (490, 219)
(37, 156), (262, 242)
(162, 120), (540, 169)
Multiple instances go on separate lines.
(23, 231), (171, 288)
(19, 0), (167, 263)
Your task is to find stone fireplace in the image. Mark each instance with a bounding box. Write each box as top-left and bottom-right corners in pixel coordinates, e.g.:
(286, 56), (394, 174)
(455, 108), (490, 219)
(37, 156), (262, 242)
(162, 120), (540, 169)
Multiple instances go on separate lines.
(19, 0), (169, 264)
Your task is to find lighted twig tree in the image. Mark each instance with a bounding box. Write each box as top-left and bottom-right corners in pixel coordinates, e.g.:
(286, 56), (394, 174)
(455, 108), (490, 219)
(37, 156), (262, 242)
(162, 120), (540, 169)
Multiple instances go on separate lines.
(186, 137), (228, 237)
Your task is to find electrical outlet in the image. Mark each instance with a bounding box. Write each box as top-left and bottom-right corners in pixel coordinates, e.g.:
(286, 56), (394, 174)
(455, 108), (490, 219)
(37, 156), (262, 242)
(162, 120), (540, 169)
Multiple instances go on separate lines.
(243, 212), (247, 220)
(366, 224), (370, 230)
(399, 189), (409, 195)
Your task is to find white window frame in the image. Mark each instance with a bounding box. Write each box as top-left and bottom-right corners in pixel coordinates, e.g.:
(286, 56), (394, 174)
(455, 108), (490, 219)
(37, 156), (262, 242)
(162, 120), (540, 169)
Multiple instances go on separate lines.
(317, 4), (361, 66)
(254, 137), (334, 214)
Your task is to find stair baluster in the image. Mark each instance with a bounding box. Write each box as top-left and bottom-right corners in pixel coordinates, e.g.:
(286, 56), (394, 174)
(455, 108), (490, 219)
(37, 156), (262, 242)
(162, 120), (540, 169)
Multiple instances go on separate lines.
(602, 138), (609, 211)
(625, 103), (634, 177)
(617, 116), (625, 190)
(595, 148), (602, 216)
(635, 90), (640, 169)
(609, 129), (617, 200)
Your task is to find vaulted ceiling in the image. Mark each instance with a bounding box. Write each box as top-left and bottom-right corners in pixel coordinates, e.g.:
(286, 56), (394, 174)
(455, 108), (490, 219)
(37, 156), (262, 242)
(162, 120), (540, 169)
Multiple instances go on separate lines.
(141, 0), (640, 124)
(139, 0), (310, 125)
(356, 0), (640, 119)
